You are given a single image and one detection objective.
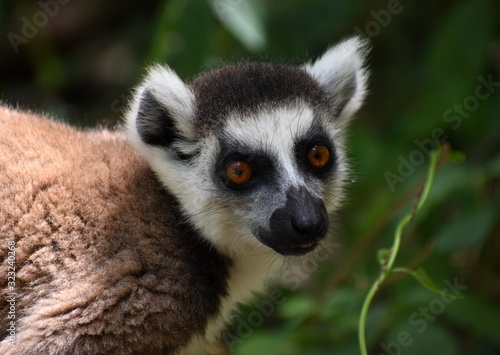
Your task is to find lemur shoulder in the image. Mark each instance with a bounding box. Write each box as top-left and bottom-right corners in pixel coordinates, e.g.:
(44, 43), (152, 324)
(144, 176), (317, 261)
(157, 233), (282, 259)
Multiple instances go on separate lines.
(0, 37), (369, 354)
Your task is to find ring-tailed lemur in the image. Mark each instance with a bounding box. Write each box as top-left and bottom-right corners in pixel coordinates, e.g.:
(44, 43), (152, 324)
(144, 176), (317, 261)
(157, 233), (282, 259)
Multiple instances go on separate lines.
(0, 37), (368, 354)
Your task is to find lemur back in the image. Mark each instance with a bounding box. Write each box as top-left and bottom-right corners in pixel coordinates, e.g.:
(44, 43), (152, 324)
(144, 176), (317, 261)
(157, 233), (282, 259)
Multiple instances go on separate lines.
(0, 37), (368, 354)
(0, 108), (230, 354)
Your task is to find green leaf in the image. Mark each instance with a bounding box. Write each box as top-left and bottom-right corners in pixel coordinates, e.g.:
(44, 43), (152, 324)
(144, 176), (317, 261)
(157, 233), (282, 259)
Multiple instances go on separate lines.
(435, 205), (496, 252)
(207, 0), (266, 52)
(485, 151), (500, 178)
(147, 0), (216, 76)
(322, 287), (365, 333)
(278, 293), (316, 320)
(383, 321), (460, 355)
(392, 267), (446, 297)
(233, 330), (292, 355)
(427, 0), (494, 100)
(377, 248), (390, 265)
(446, 295), (500, 345)
(398, 0), (496, 137)
(448, 150), (466, 163)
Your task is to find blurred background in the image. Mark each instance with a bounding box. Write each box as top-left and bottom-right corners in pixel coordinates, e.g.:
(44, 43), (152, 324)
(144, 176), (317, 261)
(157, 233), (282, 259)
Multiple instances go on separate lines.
(1, 0), (499, 354)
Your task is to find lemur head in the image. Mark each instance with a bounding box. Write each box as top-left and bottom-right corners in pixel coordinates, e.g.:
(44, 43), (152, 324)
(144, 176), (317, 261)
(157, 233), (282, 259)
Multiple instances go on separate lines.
(126, 37), (368, 258)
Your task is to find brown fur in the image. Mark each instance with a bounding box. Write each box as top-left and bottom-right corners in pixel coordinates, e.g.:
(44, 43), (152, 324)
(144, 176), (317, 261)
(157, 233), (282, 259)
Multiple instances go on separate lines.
(0, 106), (231, 354)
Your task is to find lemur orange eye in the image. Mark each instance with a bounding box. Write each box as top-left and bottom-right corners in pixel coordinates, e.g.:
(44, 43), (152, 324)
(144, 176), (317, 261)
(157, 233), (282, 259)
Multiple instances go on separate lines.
(226, 161), (253, 185)
(307, 145), (330, 168)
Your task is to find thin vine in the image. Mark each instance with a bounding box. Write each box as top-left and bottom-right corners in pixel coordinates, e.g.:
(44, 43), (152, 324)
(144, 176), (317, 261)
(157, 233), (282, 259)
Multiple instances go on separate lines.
(358, 146), (444, 355)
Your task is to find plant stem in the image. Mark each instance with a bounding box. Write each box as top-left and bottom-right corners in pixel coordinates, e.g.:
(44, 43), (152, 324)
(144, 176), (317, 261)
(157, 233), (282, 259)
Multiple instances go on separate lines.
(358, 146), (442, 355)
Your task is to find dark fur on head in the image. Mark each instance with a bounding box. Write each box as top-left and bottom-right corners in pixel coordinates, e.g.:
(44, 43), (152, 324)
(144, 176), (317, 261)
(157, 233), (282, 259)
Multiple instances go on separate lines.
(190, 63), (329, 135)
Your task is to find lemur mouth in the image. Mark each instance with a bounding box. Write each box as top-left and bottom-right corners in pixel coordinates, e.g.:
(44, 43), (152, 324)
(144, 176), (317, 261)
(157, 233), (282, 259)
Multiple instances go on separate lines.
(299, 242), (316, 249)
(273, 241), (320, 256)
(253, 226), (325, 256)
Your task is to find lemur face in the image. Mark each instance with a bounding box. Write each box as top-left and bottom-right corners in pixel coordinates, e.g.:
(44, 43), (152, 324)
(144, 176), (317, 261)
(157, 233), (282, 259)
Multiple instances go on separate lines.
(213, 104), (333, 256)
(127, 37), (368, 258)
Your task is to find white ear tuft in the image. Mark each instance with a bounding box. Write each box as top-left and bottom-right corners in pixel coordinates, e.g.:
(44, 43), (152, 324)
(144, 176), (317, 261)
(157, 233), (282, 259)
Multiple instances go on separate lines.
(126, 65), (196, 156)
(303, 36), (370, 125)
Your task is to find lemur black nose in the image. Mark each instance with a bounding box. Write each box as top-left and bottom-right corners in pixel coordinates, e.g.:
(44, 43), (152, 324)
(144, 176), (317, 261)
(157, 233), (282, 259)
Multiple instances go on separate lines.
(287, 186), (328, 242)
(291, 214), (326, 238)
(258, 185), (329, 256)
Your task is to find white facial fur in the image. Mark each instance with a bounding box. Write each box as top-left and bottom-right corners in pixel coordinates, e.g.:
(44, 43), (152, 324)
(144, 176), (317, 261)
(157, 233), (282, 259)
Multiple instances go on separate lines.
(125, 38), (368, 346)
(125, 35), (368, 273)
(217, 101), (350, 228)
(222, 104), (316, 187)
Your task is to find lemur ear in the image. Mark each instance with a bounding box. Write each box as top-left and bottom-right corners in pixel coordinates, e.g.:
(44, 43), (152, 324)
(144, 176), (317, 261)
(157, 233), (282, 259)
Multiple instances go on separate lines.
(303, 37), (369, 125)
(127, 65), (196, 151)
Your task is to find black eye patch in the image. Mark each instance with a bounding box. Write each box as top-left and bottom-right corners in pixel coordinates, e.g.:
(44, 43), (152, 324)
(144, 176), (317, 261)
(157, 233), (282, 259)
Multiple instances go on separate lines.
(215, 143), (277, 192)
(294, 133), (336, 178)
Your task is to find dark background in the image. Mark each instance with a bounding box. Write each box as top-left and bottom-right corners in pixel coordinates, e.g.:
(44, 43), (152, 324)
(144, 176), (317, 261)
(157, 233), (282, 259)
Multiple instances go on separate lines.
(1, 0), (499, 354)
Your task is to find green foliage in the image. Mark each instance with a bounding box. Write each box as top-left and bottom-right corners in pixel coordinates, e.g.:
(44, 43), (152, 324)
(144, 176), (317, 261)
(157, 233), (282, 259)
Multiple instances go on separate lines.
(1, 0), (499, 354)
(358, 147), (455, 355)
(391, 268), (445, 296)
